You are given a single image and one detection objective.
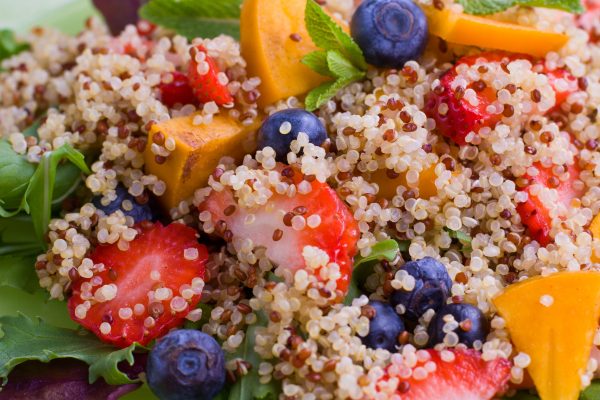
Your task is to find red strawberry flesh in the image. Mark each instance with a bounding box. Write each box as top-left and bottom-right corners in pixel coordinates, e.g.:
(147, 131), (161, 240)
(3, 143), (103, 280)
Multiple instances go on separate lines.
(68, 222), (208, 347)
(188, 45), (234, 106)
(159, 71), (198, 108)
(425, 52), (578, 145)
(199, 165), (358, 294)
(378, 349), (511, 400)
(516, 161), (583, 246)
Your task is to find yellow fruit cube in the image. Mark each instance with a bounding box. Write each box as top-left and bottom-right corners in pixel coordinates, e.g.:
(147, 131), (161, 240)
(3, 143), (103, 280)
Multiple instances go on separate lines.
(590, 214), (600, 262)
(144, 115), (258, 210)
(240, 0), (340, 107)
(424, 8), (569, 57)
(494, 272), (600, 400)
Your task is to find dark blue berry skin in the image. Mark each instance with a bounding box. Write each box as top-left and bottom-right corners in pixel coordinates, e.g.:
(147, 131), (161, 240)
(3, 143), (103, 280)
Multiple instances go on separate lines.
(92, 185), (154, 223)
(351, 0), (429, 69)
(427, 303), (489, 347)
(389, 257), (452, 321)
(257, 109), (327, 161)
(147, 329), (226, 400)
(361, 301), (405, 352)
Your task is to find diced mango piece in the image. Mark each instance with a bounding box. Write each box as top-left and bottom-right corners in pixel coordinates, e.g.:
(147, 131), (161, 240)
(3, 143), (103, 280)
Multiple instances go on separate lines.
(493, 272), (600, 400)
(424, 8), (569, 57)
(144, 115), (258, 210)
(591, 214), (600, 262)
(241, 0), (332, 107)
(372, 164), (438, 200)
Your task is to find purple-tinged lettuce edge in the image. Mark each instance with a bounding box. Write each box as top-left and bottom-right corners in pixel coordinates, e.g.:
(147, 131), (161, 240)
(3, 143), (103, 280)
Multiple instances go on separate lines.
(92, 0), (148, 35)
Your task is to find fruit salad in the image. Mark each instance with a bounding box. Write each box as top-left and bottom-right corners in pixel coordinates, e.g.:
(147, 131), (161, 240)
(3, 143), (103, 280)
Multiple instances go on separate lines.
(1, 0), (600, 399)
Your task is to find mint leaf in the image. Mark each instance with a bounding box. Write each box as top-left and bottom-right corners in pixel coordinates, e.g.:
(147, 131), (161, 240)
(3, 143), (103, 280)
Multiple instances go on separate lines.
(582, 381), (600, 400)
(140, 0), (242, 40)
(458, 0), (583, 15)
(302, 51), (334, 78)
(517, 0), (583, 13)
(227, 312), (281, 400)
(327, 50), (365, 80)
(305, 78), (353, 111)
(457, 0), (515, 14)
(304, 0), (366, 70)
(0, 30), (29, 64)
(0, 314), (139, 386)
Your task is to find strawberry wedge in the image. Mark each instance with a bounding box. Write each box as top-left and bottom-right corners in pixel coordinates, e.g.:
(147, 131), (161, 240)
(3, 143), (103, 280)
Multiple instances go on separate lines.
(188, 44), (234, 106)
(517, 161), (583, 246)
(199, 164), (358, 295)
(377, 349), (511, 400)
(425, 52), (578, 145)
(68, 222), (208, 347)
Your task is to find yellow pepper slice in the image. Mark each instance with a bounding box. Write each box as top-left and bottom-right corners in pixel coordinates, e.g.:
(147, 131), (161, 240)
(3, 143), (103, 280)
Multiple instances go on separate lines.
(424, 8), (569, 57)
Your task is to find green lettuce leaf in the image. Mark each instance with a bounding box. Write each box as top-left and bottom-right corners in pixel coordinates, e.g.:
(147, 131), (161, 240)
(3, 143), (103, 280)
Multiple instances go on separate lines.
(0, 314), (139, 386)
(458, 0), (583, 15)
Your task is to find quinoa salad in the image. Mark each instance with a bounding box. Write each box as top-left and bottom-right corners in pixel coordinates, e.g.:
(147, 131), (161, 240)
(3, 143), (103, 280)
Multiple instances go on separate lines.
(1, 0), (600, 399)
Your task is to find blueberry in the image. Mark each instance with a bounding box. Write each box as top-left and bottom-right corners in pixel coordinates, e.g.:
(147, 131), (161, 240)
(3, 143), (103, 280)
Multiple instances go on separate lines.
(361, 301), (405, 352)
(93, 184), (154, 223)
(147, 329), (226, 400)
(351, 0), (428, 69)
(257, 109), (327, 161)
(389, 257), (452, 321)
(427, 303), (489, 347)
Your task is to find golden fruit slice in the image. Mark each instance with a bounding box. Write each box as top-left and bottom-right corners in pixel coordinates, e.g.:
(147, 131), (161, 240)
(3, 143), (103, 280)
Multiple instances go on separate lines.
(240, 0), (333, 107)
(371, 164), (438, 200)
(590, 214), (600, 262)
(494, 272), (600, 400)
(144, 115), (258, 210)
(424, 8), (569, 57)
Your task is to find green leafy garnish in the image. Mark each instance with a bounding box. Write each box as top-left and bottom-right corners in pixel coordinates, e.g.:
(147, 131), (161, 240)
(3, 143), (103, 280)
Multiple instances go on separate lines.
(0, 314), (139, 386)
(0, 255), (38, 293)
(344, 239), (402, 305)
(225, 311), (281, 400)
(140, 0), (243, 40)
(458, 0), (583, 16)
(0, 29), (29, 65)
(302, 0), (367, 111)
(0, 142), (90, 246)
(444, 228), (472, 251)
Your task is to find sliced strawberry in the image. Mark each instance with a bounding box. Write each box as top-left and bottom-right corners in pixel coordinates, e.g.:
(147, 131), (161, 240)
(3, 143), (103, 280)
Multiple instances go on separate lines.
(199, 164), (358, 295)
(68, 222), (208, 347)
(578, 0), (600, 42)
(425, 52), (578, 145)
(516, 160), (583, 246)
(545, 68), (579, 110)
(377, 349), (511, 400)
(187, 45), (234, 106)
(159, 71), (198, 108)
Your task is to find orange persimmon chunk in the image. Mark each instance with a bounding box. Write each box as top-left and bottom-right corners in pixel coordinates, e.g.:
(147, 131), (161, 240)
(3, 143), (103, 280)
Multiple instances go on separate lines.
(425, 8), (569, 57)
(494, 272), (600, 400)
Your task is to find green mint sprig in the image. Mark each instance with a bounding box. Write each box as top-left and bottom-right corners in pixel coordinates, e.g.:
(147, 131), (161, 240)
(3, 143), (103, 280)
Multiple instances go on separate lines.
(140, 0), (243, 40)
(302, 0), (368, 111)
(459, 0), (583, 16)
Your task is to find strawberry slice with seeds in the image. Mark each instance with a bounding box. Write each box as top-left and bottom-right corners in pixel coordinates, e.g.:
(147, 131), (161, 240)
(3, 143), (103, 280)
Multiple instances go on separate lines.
(188, 44), (234, 106)
(425, 52), (578, 145)
(159, 71), (198, 108)
(579, 0), (600, 42)
(199, 164), (358, 295)
(516, 160), (583, 246)
(68, 222), (208, 347)
(376, 349), (511, 400)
